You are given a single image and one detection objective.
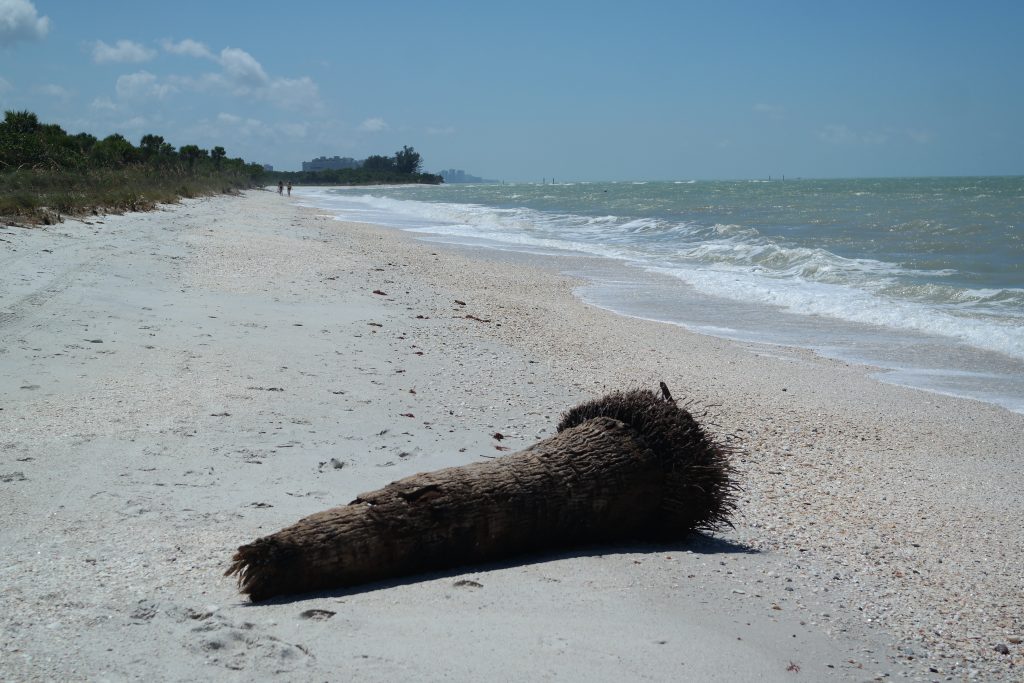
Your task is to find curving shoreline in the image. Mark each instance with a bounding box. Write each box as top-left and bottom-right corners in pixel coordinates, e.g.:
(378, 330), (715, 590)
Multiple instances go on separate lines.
(1, 190), (1021, 680)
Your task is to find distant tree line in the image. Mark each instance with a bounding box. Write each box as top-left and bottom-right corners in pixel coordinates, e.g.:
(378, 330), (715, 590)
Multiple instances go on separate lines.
(271, 145), (443, 186)
(0, 111), (443, 224)
(0, 110), (264, 177)
(0, 110), (265, 223)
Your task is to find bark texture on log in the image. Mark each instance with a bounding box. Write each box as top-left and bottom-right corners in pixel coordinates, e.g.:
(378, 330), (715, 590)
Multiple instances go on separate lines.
(227, 388), (736, 602)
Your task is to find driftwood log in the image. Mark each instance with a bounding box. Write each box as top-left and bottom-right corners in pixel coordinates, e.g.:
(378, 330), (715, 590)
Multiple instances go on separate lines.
(227, 387), (737, 602)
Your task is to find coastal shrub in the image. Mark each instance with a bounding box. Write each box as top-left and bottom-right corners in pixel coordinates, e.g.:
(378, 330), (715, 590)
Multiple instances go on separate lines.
(1, 110), (267, 223)
(0, 193), (39, 213)
(50, 192), (78, 214)
(2, 110), (443, 223)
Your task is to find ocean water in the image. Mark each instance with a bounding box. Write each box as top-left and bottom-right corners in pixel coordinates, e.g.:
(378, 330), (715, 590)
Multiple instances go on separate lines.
(293, 177), (1024, 413)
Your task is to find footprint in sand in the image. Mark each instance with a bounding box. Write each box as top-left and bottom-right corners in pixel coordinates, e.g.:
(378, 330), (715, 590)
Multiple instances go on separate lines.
(184, 611), (311, 671)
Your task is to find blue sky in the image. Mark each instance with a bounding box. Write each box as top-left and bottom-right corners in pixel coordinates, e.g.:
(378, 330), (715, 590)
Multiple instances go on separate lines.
(2, 0), (1022, 180)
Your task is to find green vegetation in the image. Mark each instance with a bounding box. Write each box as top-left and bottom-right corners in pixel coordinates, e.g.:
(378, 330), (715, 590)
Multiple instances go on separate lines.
(0, 111), (442, 225)
(268, 146), (443, 186)
(0, 110), (264, 225)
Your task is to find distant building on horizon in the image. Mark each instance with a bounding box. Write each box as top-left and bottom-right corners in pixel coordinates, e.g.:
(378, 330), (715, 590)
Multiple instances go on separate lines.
(440, 168), (497, 184)
(303, 156), (361, 172)
(262, 164), (274, 172)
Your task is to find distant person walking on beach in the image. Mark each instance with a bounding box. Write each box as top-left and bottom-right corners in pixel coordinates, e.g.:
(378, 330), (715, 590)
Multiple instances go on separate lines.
(287, 182), (292, 196)
(277, 180), (284, 194)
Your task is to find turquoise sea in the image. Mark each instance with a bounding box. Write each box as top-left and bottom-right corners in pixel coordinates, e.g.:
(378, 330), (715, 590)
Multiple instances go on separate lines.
(294, 177), (1024, 413)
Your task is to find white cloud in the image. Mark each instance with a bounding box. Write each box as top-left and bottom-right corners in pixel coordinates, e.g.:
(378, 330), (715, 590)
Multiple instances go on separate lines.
(265, 76), (318, 109)
(116, 71), (155, 98)
(0, 75), (12, 93)
(818, 124), (855, 144)
(115, 71), (176, 100)
(216, 112), (272, 137)
(219, 47), (269, 87)
(278, 122), (307, 138)
(171, 69), (317, 111)
(32, 83), (71, 100)
(359, 117), (388, 132)
(92, 39), (155, 64)
(167, 72), (224, 92)
(0, 0), (49, 46)
(157, 44), (321, 111)
(427, 125), (456, 136)
(90, 96), (117, 111)
(117, 116), (147, 130)
(161, 38), (213, 59)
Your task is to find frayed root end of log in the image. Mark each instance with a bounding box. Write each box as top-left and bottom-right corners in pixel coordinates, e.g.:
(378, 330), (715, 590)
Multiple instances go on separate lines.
(557, 387), (738, 535)
(225, 537), (299, 602)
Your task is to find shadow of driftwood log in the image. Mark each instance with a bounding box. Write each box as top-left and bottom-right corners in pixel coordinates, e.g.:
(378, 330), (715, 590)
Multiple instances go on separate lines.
(227, 386), (741, 602)
(239, 535), (759, 606)
(681, 534), (758, 555)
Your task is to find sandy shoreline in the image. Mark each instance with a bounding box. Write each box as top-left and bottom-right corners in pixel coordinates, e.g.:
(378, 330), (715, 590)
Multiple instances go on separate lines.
(2, 190), (1021, 681)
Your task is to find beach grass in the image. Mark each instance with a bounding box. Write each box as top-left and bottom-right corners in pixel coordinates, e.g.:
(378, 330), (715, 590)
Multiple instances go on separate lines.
(0, 165), (258, 225)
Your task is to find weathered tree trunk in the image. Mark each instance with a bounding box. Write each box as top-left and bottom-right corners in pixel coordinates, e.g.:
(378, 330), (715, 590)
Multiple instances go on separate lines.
(227, 388), (736, 602)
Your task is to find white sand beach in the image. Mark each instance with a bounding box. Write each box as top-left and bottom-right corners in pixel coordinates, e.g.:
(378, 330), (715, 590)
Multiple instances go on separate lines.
(1, 190), (1021, 681)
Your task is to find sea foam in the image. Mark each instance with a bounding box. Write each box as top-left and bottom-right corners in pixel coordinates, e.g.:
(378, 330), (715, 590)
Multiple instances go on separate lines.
(293, 178), (1024, 412)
